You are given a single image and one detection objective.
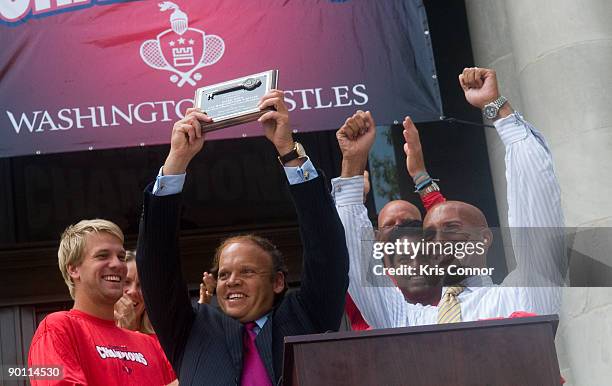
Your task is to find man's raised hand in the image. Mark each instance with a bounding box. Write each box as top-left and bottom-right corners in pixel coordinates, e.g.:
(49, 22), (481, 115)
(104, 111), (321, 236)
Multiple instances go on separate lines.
(337, 110), (376, 177)
(402, 116), (427, 179)
(198, 272), (217, 305)
(258, 89), (295, 158)
(163, 108), (212, 175)
(114, 295), (144, 331)
(459, 67), (513, 118)
(458, 67), (501, 110)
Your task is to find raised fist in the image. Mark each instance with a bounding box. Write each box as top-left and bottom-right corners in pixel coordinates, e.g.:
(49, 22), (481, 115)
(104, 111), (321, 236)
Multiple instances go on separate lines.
(336, 110), (376, 161)
(336, 110), (376, 178)
(459, 67), (500, 110)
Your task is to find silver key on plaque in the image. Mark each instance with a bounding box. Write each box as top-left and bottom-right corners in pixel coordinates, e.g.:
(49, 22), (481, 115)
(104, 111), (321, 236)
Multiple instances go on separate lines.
(194, 70), (278, 132)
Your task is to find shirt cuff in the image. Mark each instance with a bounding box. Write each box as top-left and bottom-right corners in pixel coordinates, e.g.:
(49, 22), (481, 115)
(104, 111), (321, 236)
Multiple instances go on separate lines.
(283, 158), (318, 185)
(152, 166), (186, 196)
(331, 176), (364, 206)
(493, 112), (530, 146)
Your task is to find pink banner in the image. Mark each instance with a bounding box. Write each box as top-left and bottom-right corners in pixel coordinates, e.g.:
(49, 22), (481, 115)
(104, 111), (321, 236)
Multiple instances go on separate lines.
(0, 0), (442, 157)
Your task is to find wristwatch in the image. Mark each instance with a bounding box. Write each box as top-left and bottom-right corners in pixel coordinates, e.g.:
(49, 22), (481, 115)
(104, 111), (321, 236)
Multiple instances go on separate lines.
(483, 95), (508, 120)
(278, 142), (306, 165)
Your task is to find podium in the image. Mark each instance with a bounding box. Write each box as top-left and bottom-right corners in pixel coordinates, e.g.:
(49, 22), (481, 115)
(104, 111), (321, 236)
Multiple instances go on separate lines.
(283, 315), (560, 386)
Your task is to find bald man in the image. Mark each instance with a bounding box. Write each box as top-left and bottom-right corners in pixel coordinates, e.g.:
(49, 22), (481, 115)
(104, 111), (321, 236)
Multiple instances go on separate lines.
(334, 67), (565, 328)
(423, 200), (491, 286)
(377, 200), (422, 240)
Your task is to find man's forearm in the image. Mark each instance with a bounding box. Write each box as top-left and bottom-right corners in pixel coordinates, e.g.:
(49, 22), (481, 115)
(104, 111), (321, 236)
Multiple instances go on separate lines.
(332, 177), (405, 329)
(341, 156), (367, 178)
(497, 113), (566, 285)
(497, 102), (513, 120)
(292, 176), (349, 331)
(495, 113), (564, 228)
(137, 187), (194, 369)
(163, 152), (191, 176)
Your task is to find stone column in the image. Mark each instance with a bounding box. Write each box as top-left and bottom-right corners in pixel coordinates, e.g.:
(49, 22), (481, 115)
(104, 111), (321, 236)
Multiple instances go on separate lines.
(465, 0), (612, 384)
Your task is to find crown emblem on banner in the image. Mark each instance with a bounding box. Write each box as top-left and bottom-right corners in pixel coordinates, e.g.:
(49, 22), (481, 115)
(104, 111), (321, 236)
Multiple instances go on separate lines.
(140, 2), (225, 87)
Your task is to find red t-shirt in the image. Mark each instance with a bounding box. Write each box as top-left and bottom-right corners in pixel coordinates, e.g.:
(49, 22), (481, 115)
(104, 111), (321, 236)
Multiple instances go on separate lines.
(28, 309), (176, 386)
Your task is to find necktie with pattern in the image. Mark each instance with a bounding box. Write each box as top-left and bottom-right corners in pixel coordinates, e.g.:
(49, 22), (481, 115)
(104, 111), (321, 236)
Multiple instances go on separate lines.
(437, 285), (465, 324)
(241, 322), (272, 386)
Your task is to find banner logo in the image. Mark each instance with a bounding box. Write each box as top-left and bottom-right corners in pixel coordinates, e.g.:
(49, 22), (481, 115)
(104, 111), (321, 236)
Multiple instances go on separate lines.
(140, 2), (225, 87)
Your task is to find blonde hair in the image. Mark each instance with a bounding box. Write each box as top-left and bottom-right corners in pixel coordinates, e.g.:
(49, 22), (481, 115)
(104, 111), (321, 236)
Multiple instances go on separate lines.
(124, 250), (136, 263)
(58, 219), (124, 299)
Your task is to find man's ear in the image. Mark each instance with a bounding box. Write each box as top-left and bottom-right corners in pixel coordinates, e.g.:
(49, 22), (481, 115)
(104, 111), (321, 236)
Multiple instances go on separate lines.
(273, 271), (285, 294)
(67, 264), (80, 281)
(481, 228), (493, 249)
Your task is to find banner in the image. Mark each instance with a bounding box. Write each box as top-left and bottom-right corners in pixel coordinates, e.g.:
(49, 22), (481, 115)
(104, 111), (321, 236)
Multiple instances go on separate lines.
(0, 0), (442, 157)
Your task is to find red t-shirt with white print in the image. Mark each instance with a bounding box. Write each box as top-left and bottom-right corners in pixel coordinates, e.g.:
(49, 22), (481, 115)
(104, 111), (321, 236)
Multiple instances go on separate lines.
(28, 309), (175, 386)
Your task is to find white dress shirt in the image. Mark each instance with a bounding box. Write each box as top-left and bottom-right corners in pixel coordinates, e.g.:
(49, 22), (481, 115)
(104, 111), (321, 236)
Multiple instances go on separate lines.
(332, 112), (564, 328)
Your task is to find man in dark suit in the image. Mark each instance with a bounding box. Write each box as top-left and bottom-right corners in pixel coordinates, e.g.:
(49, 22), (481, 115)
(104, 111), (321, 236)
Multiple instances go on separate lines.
(136, 89), (349, 385)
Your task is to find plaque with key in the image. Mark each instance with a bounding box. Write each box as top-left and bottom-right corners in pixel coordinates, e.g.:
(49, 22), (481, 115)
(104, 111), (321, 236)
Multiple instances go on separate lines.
(194, 70), (278, 132)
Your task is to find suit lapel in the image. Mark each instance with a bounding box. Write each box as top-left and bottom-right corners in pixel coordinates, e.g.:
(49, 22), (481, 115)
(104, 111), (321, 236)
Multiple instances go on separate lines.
(222, 315), (244, 375)
(255, 317), (275, 382)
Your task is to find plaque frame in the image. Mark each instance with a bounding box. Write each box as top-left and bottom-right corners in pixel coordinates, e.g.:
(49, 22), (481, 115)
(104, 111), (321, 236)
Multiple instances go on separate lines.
(194, 69), (279, 133)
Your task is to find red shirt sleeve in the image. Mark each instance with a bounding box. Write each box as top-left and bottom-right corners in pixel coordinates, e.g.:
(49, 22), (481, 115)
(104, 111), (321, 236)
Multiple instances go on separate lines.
(28, 320), (87, 386)
(421, 191), (446, 212)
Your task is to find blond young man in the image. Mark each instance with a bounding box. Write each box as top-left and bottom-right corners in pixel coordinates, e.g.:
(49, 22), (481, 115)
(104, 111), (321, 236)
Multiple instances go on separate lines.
(28, 219), (176, 386)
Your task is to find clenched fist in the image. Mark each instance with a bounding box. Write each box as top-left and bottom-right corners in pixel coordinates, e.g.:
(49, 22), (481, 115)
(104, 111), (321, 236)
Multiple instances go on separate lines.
(458, 67), (501, 110)
(336, 110), (376, 177)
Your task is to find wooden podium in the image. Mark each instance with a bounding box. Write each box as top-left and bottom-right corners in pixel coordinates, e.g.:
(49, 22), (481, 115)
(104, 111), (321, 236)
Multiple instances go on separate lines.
(283, 315), (560, 386)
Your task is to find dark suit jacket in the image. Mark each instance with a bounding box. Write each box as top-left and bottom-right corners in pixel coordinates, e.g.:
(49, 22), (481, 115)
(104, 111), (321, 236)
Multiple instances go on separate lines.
(137, 175), (349, 385)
